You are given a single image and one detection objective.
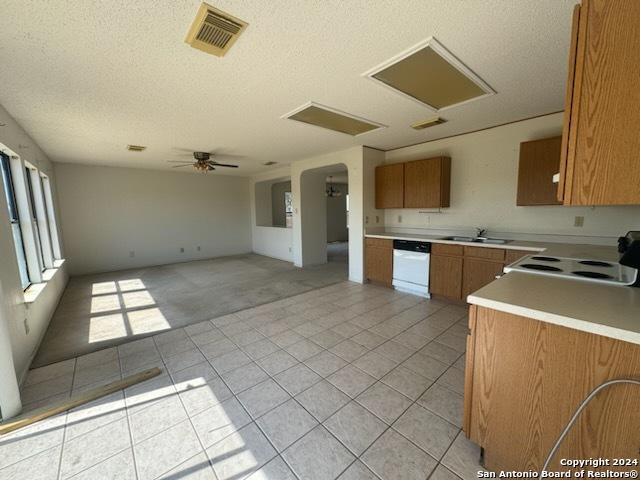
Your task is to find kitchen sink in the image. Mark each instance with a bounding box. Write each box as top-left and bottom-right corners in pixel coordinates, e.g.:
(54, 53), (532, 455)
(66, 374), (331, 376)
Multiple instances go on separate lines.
(474, 238), (510, 244)
(441, 236), (510, 245)
(442, 236), (476, 242)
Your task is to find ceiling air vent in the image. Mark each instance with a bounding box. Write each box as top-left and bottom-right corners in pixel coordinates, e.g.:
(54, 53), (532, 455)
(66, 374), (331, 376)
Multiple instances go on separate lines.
(411, 116), (447, 130)
(363, 37), (495, 111)
(282, 102), (385, 136)
(185, 3), (248, 57)
(127, 145), (146, 152)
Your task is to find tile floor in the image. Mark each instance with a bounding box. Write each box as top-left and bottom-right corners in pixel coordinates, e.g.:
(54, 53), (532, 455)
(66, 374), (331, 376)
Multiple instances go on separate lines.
(4, 281), (487, 480)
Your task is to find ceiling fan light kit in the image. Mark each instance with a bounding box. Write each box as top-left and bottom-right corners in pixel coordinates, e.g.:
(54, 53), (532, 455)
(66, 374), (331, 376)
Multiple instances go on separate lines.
(167, 150), (239, 173)
(326, 176), (343, 197)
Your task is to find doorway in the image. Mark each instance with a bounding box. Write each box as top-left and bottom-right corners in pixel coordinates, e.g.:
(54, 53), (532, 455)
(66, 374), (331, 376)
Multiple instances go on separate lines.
(325, 169), (349, 266)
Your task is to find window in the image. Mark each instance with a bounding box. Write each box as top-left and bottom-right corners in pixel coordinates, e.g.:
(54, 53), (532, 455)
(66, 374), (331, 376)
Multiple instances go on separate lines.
(41, 175), (61, 259)
(25, 166), (45, 271)
(1, 152), (30, 288)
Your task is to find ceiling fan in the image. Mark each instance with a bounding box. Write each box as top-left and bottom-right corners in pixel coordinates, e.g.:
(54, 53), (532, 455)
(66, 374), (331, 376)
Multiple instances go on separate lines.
(167, 150), (239, 172)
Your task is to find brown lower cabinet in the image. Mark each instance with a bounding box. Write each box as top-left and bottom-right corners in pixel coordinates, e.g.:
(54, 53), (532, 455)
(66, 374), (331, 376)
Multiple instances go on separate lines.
(430, 245), (531, 301)
(365, 239), (532, 299)
(465, 305), (640, 472)
(429, 254), (463, 299)
(461, 258), (504, 299)
(364, 238), (393, 285)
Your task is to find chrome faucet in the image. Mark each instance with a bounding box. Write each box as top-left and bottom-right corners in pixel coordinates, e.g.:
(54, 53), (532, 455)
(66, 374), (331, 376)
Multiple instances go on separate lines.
(475, 227), (487, 238)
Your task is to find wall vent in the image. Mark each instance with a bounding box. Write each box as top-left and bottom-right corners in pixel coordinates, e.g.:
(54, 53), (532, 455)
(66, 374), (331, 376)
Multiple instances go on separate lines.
(127, 145), (147, 152)
(185, 3), (248, 57)
(411, 117), (447, 130)
(363, 37), (495, 111)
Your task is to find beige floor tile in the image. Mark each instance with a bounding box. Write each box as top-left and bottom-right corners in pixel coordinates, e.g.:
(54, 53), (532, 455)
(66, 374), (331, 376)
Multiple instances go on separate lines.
(295, 380), (350, 422)
(361, 429), (437, 480)
(282, 426), (355, 480)
(356, 382), (412, 425)
(207, 423), (277, 480)
(393, 404), (459, 459)
(256, 399), (318, 452)
(134, 420), (202, 480)
(238, 379), (290, 419)
(273, 364), (322, 396)
(324, 401), (386, 456)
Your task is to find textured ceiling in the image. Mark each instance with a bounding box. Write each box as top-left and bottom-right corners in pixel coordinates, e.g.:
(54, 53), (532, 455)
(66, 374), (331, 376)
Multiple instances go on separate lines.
(0, 0), (577, 176)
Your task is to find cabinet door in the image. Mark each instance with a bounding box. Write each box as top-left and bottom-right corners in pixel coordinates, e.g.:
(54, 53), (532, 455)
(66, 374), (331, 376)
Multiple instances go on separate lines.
(462, 258), (504, 299)
(561, 0), (640, 205)
(517, 137), (562, 206)
(365, 244), (393, 285)
(467, 307), (640, 472)
(504, 249), (531, 265)
(375, 163), (404, 209)
(429, 254), (463, 300)
(404, 157), (451, 208)
(558, 4), (581, 203)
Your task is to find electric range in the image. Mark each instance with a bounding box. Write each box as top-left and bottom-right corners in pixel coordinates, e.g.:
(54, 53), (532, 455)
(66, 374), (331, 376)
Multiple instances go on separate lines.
(504, 255), (639, 287)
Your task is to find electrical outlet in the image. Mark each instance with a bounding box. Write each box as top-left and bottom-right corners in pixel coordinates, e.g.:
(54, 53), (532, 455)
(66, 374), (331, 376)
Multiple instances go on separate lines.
(365, 216), (369, 224)
(197, 246), (201, 251)
(129, 250), (135, 258)
(23, 319), (30, 335)
(397, 215), (402, 223)
(180, 247), (185, 253)
(375, 215), (379, 223)
(574, 216), (584, 227)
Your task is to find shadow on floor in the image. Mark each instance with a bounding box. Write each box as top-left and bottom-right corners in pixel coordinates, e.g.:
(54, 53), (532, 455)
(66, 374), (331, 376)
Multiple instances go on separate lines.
(33, 253), (347, 367)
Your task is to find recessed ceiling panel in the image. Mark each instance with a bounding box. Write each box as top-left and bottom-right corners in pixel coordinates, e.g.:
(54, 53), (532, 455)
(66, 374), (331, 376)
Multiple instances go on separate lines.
(284, 103), (385, 136)
(365, 37), (495, 111)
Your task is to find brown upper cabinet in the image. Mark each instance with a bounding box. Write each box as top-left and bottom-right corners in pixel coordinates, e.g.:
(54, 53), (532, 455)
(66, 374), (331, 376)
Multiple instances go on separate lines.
(516, 136), (562, 206)
(375, 156), (451, 209)
(557, 0), (640, 205)
(404, 157), (451, 208)
(375, 163), (404, 209)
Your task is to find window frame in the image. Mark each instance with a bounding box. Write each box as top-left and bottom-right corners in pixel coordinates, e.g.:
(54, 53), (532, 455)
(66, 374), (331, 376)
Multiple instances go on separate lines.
(24, 165), (46, 271)
(41, 175), (62, 260)
(1, 152), (31, 289)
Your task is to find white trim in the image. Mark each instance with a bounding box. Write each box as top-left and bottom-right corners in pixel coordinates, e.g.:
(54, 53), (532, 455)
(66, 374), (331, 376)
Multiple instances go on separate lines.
(362, 37), (496, 112)
(280, 101), (386, 137)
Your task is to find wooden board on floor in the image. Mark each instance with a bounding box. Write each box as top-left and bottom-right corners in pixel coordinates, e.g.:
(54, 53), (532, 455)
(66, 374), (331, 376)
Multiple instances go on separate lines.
(0, 367), (162, 436)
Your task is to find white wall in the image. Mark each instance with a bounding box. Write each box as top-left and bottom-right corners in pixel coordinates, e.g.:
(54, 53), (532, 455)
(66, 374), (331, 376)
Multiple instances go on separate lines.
(363, 147), (385, 230)
(55, 163), (252, 275)
(250, 168), (293, 262)
(383, 113), (640, 242)
(0, 104), (68, 415)
(300, 170), (331, 265)
(291, 146), (366, 282)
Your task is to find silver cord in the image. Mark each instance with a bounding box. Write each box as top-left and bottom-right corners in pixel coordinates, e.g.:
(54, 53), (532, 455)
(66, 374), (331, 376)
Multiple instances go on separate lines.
(540, 378), (640, 474)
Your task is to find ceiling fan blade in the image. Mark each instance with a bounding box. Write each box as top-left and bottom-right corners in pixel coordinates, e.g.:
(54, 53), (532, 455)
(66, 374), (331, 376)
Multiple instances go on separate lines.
(172, 147), (197, 153)
(210, 153), (244, 160)
(207, 165), (216, 171)
(210, 162), (238, 168)
(171, 164), (193, 168)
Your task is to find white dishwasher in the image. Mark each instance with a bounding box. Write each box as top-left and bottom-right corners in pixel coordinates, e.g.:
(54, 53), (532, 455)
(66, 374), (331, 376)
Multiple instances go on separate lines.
(392, 240), (431, 298)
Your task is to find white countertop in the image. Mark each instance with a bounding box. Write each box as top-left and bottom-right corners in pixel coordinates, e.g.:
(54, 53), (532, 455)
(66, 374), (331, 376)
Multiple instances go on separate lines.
(468, 272), (640, 345)
(365, 230), (619, 260)
(365, 230), (638, 345)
